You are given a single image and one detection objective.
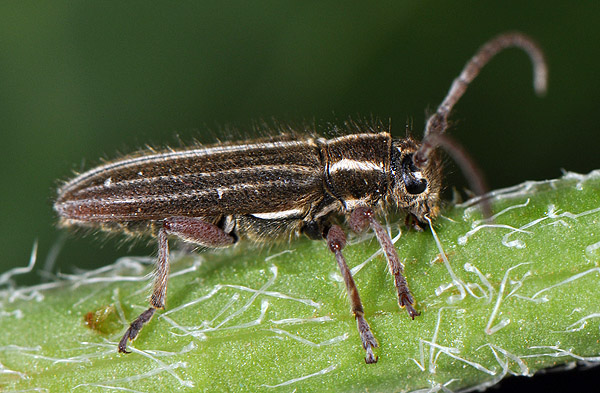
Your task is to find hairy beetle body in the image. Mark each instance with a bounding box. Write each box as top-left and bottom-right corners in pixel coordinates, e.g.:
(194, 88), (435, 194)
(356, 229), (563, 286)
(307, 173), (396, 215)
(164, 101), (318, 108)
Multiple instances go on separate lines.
(55, 132), (441, 243)
(54, 32), (547, 363)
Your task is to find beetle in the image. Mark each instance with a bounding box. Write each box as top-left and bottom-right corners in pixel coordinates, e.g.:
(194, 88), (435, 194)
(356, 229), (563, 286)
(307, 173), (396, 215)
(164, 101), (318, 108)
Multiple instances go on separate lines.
(54, 32), (546, 363)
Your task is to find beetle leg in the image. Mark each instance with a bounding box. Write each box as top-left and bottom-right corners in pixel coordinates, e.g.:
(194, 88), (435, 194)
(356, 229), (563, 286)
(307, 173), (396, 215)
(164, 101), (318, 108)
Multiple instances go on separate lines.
(118, 216), (236, 354)
(349, 207), (420, 319)
(326, 224), (378, 364)
(118, 307), (155, 353)
(405, 213), (426, 232)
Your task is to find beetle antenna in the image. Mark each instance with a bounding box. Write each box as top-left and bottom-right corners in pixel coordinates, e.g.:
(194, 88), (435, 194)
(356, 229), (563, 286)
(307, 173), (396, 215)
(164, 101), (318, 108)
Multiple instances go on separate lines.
(413, 32), (547, 217)
(430, 133), (492, 218)
(414, 31), (548, 168)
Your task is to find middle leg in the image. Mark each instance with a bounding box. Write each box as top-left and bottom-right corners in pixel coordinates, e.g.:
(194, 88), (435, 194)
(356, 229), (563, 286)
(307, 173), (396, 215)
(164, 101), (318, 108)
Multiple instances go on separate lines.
(326, 224), (378, 364)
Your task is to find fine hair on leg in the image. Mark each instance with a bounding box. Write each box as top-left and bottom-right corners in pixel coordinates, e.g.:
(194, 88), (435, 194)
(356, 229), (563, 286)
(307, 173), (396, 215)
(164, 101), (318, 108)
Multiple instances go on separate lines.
(326, 224), (378, 364)
(119, 217), (236, 353)
(349, 207), (420, 318)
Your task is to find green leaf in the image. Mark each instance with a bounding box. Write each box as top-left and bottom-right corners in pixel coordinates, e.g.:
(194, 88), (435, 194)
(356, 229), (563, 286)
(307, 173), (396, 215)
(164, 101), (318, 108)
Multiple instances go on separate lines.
(1, 171), (600, 392)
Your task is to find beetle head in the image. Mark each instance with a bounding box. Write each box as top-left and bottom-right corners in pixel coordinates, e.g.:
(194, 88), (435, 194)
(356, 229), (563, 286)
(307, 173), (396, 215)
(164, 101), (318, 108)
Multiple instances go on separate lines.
(389, 138), (442, 224)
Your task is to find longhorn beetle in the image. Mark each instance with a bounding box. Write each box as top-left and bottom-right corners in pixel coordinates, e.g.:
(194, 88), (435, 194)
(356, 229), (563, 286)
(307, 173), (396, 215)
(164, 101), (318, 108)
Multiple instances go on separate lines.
(54, 32), (547, 363)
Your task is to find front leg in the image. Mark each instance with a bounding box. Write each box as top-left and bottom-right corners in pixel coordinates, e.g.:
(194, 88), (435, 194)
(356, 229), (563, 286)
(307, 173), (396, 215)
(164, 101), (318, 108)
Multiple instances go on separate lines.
(349, 207), (420, 319)
(118, 216), (236, 353)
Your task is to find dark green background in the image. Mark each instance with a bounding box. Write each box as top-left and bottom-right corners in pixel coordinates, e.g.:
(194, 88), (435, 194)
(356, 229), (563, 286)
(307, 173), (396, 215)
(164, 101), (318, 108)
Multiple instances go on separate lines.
(1, 2), (599, 280)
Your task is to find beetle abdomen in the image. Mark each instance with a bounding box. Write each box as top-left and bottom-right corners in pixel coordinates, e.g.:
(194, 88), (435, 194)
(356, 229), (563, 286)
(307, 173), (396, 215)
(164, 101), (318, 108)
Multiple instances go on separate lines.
(55, 139), (324, 223)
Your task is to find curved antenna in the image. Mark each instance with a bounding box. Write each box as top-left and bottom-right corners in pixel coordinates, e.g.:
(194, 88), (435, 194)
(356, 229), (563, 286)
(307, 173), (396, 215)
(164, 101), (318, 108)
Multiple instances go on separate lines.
(429, 133), (492, 218)
(414, 31), (548, 167)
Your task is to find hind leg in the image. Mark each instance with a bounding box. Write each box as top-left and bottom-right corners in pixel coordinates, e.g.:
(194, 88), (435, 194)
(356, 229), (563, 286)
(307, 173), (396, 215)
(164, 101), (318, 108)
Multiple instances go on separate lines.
(118, 216), (236, 353)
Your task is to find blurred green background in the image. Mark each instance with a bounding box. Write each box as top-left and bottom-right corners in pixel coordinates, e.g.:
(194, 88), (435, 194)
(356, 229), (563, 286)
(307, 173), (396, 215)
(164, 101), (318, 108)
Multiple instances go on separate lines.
(1, 2), (599, 280)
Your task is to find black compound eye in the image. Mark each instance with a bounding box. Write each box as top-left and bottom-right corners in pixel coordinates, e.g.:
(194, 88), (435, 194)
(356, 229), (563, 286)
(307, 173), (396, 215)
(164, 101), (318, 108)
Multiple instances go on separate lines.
(405, 176), (427, 194)
(401, 154), (428, 195)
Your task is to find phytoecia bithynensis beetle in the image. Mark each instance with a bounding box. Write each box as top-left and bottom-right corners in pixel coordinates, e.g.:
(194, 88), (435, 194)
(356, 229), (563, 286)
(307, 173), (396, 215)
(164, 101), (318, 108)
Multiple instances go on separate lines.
(54, 32), (547, 363)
